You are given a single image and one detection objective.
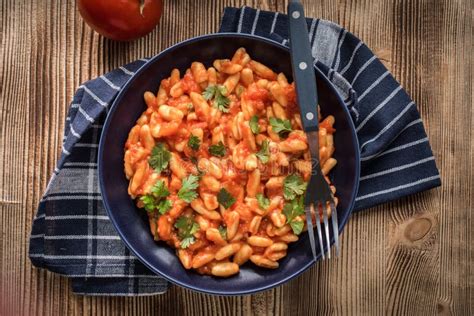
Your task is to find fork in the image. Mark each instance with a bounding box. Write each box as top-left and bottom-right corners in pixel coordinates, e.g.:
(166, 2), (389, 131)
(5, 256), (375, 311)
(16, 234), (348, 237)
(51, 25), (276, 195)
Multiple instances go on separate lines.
(288, 0), (339, 260)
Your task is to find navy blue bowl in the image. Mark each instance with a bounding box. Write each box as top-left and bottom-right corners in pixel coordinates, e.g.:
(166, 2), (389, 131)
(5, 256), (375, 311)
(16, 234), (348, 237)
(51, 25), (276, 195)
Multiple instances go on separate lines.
(99, 33), (360, 295)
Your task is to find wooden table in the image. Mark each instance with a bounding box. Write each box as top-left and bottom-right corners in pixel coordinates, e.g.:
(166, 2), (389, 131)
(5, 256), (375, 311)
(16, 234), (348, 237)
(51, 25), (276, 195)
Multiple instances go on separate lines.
(1, 0), (472, 315)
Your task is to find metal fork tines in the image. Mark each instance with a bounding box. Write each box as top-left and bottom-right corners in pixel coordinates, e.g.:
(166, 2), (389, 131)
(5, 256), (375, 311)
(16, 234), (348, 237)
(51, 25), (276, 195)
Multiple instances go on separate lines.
(304, 131), (339, 261)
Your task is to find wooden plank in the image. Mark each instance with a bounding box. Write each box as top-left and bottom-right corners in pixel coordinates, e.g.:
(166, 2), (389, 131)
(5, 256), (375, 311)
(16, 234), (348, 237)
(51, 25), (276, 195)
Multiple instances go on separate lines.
(0, 0), (472, 315)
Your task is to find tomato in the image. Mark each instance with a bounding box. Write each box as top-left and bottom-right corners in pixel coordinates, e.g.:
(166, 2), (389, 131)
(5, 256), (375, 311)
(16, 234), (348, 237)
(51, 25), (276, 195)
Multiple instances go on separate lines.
(78, 0), (163, 41)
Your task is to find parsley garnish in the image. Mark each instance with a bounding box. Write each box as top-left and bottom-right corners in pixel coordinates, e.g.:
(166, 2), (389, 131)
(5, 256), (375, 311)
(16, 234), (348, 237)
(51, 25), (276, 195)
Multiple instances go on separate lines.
(209, 141), (226, 157)
(283, 174), (307, 200)
(177, 174), (199, 203)
(217, 188), (236, 209)
(149, 143), (171, 173)
(289, 219), (304, 235)
(188, 135), (200, 151)
(249, 115), (260, 134)
(202, 85), (230, 113)
(255, 139), (270, 163)
(269, 117), (292, 138)
(140, 195), (156, 213)
(139, 180), (172, 214)
(157, 199), (173, 215)
(282, 196), (305, 235)
(218, 225), (227, 240)
(256, 193), (270, 210)
(175, 216), (200, 249)
(150, 180), (170, 199)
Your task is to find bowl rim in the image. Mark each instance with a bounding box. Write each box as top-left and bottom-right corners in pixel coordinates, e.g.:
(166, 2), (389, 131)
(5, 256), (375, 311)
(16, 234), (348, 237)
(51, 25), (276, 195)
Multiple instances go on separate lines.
(98, 32), (360, 295)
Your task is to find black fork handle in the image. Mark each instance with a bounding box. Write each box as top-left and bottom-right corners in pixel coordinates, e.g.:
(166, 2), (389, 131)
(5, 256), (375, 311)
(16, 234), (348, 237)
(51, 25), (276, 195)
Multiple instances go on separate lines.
(288, 0), (319, 133)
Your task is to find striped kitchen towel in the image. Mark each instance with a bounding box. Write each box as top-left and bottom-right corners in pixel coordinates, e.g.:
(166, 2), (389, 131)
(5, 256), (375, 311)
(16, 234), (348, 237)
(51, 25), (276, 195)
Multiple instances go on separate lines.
(29, 6), (440, 296)
(29, 60), (169, 296)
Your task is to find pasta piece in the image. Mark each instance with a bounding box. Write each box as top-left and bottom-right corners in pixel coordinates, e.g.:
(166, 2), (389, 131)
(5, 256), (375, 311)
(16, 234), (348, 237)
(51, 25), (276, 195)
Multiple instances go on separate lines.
(250, 255), (279, 269)
(249, 60), (277, 80)
(247, 236), (273, 247)
(233, 243), (253, 265)
(240, 68), (254, 87)
(192, 252), (215, 269)
(178, 249), (192, 269)
(215, 243), (241, 260)
(206, 228), (227, 246)
(191, 62), (208, 83)
(211, 262), (239, 277)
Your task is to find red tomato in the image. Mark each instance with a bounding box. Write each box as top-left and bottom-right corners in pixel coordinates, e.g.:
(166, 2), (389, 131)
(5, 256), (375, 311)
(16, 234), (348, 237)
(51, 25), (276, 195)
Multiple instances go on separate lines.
(78, 0), (163, 41)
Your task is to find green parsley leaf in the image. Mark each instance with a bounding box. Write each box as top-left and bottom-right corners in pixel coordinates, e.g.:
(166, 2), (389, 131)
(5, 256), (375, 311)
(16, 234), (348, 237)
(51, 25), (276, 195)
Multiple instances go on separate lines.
(140, 180), (171, 214)
(178, 174), (199, 203)
(188, 135), (201, 151)
(218, 225), (227, 240)
(202, 85), (217, 100)
(249, 115), (260, 134)
(269, 117), (292, 138)
(256, 193), (270, 210)
(217, 188), (236, 209)
(290, 220), (304, 235)
(215, 93), (231, 112)
(283, 174), (307, 200)
(157, 199), (172, 215)
(202, 85), (231, 113)
(282, 196), (305, 235)
(175, 216), (200, 249)
(150, 180), (170, 199)
(190, 156), (198, 165)
(209, 141), (226, 157)
(180, 236), (195, 249)
(140, 195), (156, 212)
(149, 143), (171, 173)
(255, 139), (270, 163)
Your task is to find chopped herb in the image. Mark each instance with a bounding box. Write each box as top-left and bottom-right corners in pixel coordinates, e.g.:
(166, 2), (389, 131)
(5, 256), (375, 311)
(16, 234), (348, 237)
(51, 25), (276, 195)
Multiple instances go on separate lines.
(180, 237), (194, 249)
(188, 135), (200, 151)
(283, 174), (307, 200)
(177, 174), (199, 203)
(175, 216), (200, 249)
(190, 156), (198, 164)
(256, 193), (270, 210)
(289, 220), (304, 235)
(140, 195), (156, 213)
(218, 225), (227, 240)
(149, 143), (171, 173)
(140, 180), (171, 214)
(202, 85), (217, 100)
(217, 188), (236, 209)
(269, 117), (292, 138)
(282, 196), (305, 235)
(150, 180), (170, 199)
(202, 85), (231, 113)
(209, 141), (226, 157)
(157, 199), (173, 215)
(249, 115), (260, 134)
(255, 139), (270, 163)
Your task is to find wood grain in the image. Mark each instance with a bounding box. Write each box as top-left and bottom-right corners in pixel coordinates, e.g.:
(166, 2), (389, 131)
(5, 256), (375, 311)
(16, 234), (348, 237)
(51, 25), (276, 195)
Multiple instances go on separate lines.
(0, 0), (472, 315)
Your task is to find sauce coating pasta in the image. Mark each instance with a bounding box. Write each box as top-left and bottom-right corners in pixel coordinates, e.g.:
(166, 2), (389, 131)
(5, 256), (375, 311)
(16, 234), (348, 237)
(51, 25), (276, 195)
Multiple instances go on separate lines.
(124, 48), (338, 277)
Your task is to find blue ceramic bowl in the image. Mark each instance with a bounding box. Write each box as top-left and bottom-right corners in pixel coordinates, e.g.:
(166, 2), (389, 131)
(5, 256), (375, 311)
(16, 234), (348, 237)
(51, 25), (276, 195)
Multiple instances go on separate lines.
(99, 33), (360, 295)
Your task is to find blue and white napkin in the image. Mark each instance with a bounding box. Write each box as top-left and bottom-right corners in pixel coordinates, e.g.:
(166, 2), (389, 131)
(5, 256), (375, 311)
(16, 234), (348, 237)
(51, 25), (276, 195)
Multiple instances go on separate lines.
(29, 7), (440, 296)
